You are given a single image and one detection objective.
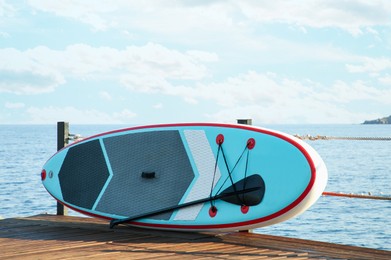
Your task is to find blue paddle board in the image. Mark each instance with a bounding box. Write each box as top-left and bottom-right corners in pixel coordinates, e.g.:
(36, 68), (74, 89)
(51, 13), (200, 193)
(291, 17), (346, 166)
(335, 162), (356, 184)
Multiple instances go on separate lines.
(41, 123), (327, 231)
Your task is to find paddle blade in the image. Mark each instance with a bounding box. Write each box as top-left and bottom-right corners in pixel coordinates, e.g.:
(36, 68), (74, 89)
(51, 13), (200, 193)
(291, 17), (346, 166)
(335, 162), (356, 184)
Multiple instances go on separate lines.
(220, 174), (265, 206)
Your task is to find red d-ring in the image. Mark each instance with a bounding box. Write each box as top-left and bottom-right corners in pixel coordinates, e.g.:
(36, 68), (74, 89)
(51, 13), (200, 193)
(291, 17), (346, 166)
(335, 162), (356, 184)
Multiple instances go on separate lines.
(209, 206), (218, 217)
(41, 169), (47, 181)
(216, 134), (224, 145)
(247, 138), (255, 149)
(241, 205), (249, 214)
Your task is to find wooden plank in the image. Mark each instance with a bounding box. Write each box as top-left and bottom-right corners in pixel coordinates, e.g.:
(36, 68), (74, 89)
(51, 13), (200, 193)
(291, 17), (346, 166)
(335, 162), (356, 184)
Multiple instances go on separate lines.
(219, 232), (390, 259)
(0, 215), (389, 260)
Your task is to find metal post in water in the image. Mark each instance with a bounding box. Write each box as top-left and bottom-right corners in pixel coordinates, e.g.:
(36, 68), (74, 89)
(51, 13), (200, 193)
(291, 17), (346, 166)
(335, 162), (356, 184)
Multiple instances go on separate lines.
(56, 122), (69, 216)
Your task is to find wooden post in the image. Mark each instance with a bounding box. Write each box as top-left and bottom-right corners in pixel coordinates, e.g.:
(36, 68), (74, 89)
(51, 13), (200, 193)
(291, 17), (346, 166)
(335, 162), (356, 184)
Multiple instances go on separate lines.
(56, 122), (69, 216)
(237, 119), (252, 125)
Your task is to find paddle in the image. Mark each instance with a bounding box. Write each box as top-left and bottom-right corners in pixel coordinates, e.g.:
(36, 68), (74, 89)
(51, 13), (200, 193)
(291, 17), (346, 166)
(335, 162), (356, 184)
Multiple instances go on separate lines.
(109, 186), (262, 229)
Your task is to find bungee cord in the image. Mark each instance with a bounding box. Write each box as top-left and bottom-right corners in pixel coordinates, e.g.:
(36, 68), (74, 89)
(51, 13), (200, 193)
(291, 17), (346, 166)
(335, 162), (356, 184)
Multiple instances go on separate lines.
(209, 137), (254, 207)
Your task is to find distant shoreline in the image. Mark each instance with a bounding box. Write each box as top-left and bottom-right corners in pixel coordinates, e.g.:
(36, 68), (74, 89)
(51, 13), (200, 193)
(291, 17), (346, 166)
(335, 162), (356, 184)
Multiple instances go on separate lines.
(362, 115), (391, 124)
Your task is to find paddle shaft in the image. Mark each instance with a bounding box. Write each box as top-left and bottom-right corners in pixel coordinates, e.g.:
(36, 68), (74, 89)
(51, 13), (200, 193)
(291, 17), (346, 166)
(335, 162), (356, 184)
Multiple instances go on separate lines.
(109, 186), (260, 228)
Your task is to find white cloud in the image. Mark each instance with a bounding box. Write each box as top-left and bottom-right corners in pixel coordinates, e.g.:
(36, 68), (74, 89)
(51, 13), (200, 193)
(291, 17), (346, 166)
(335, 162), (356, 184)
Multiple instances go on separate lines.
(0, 47), (65, 94)
(5, 102), (25, 109)
(27, 0), (117, 31)
(131, 71), (304, 108)
(99, 91), (112, 101)
(113, 109), (137, 121)
(378, 74), (391, 85)
(122, 43), (214, 80)
(27, 1), (236, 33)
(0, 43), (217, 95)
(0, 31), (9, 38)
(120, 74), (172, 94)
(120, 70), (391, 124)
(26, 106), (137, 124)
(237, 0), (391, 36)
(0, 1), (16, 40)
(346, 57), (391, 74)
(153, 103), (163, 109)
(186, 50), (219, 63)
(320, 80), (391, 104)
(206, 104), (373, 124)
(0, 0), (15, 17)
(121, 70), (391, 108)
(26, 1), (391, 36)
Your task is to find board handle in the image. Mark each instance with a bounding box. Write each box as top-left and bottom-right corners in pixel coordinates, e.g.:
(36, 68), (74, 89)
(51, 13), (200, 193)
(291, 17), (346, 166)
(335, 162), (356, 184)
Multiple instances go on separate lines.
(141, 171), (156, 179)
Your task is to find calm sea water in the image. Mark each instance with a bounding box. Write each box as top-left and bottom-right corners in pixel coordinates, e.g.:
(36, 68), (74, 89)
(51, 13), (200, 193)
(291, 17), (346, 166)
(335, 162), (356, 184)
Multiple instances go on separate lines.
(0, 124), (390, 250)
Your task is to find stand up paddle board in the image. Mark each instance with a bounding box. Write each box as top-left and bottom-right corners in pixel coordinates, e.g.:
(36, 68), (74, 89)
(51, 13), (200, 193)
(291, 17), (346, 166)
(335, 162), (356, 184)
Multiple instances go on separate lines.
(41, 123), (327, 232)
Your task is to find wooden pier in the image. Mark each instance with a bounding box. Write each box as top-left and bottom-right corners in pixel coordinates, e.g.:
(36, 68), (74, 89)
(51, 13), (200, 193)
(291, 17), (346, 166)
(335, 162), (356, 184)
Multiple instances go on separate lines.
(1, 214), (389, 259)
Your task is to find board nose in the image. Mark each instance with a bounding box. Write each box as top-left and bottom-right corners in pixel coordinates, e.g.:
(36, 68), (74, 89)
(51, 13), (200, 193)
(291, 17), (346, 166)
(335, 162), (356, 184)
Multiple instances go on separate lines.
(41, 167), (55, 182)
(40, 160), (65, 201)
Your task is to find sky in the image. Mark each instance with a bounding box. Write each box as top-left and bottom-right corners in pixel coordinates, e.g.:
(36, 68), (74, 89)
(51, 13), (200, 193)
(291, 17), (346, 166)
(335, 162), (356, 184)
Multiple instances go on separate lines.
(1, 0), (391, 125)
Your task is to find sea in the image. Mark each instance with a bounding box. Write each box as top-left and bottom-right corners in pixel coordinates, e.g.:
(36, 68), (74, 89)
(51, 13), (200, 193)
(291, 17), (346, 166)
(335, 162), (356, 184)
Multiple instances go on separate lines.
(0, 124), (390, 251)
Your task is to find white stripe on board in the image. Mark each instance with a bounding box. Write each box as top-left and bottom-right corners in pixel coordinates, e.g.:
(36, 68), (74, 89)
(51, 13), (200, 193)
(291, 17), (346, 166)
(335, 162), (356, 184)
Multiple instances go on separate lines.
(174, 130), (221, 221)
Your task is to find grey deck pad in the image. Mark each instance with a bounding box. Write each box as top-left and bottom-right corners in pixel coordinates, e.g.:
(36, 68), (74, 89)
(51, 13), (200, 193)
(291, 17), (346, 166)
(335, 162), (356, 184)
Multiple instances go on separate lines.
(95, 130), (195, 219)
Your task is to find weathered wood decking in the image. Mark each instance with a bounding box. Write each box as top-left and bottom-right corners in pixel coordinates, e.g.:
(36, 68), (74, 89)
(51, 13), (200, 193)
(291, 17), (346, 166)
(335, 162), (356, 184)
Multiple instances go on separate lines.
(1, 214), (389, 259)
